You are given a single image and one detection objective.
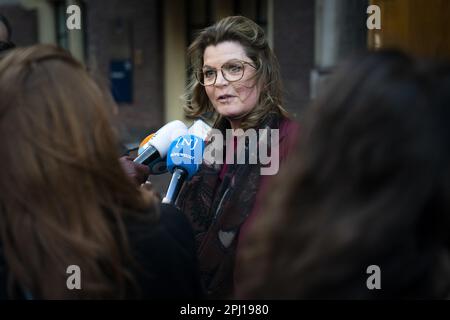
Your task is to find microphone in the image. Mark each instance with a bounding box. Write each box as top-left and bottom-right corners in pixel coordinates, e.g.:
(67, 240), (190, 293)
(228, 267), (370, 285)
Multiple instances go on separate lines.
(188, 119), (212, 141)
(136, 119), (211, 175)
(162, 134), (205, 205)
(134, 120), (188, 173)
(137, 133), (156, 155)
(137, 132), (167, 175)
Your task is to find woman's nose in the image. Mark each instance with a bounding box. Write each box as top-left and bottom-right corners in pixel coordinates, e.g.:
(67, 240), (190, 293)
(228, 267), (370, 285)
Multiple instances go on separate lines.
(214, 70), (228, 86)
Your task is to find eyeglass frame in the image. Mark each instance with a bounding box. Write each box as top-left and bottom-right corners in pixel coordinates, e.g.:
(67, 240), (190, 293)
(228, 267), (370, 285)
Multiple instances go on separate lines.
(195, 59), (257, 86)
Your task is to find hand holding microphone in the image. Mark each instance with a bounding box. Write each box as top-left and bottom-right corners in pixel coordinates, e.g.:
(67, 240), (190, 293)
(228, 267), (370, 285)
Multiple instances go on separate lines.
(119, 155), (150, 185)
(119, 120), (187, 185)
(124, 119), (210, 190)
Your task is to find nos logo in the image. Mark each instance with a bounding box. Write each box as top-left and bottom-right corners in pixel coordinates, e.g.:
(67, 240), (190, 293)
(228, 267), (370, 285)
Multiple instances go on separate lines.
(175, 136), (199, 150)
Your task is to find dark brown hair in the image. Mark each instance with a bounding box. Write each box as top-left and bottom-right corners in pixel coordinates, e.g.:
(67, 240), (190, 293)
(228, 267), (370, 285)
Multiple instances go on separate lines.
(238, 51), (450, 299)
(0, 45), (158, 299)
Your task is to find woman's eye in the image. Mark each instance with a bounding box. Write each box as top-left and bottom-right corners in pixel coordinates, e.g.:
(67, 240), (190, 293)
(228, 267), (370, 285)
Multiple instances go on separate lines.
(203, 70), (215, 78)
(226, 64), (243, 73)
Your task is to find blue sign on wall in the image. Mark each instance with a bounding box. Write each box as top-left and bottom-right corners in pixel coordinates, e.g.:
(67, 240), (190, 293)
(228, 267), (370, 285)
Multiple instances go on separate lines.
(110, 59), (133, 103)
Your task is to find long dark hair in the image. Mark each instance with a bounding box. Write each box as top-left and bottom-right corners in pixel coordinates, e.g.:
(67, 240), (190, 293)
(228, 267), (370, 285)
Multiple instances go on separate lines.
(0, 45), (159, 299)
(238, 51), (450, 299)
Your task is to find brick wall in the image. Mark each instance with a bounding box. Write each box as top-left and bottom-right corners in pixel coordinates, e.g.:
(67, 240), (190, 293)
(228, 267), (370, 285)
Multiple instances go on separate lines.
(273, 0), (315, 118)
(86, 0), (164, 146)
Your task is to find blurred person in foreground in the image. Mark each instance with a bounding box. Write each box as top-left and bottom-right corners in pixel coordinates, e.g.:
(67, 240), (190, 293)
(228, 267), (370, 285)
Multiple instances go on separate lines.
(0, 45), (202, 299)
(237, 50), (450, 299)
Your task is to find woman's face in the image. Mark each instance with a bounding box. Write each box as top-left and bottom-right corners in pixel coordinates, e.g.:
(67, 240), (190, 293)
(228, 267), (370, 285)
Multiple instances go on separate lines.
(202, 41), (260, 127)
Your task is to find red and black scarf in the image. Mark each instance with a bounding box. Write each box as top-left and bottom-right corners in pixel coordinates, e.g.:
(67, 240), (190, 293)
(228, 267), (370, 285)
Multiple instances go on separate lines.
(176, 113), (293, 298)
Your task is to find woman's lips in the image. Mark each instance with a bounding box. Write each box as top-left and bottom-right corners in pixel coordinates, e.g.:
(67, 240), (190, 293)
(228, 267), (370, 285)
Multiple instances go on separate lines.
(217, 95), (236, 102)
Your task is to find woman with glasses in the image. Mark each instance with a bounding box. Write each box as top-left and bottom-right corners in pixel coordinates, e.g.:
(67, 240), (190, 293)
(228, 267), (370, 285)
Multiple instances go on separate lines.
(176, 16), (300, 298)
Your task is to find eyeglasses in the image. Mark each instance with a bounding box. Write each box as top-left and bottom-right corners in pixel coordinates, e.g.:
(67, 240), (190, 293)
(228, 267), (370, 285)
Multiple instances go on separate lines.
(195, 59), (257, 86)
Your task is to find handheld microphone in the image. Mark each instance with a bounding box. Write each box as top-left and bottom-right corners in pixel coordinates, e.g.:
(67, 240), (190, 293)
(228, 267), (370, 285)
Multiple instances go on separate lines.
(162, 134), (205, 205)
(188, 119), (212, 141)
(134, 120), (188, 173)
(137, 133), (156, 155)
(137, 133), (167, 175)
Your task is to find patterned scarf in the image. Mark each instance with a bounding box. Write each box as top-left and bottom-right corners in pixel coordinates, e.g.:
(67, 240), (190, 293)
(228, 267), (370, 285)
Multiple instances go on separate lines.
(176, 113), (282, 298)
